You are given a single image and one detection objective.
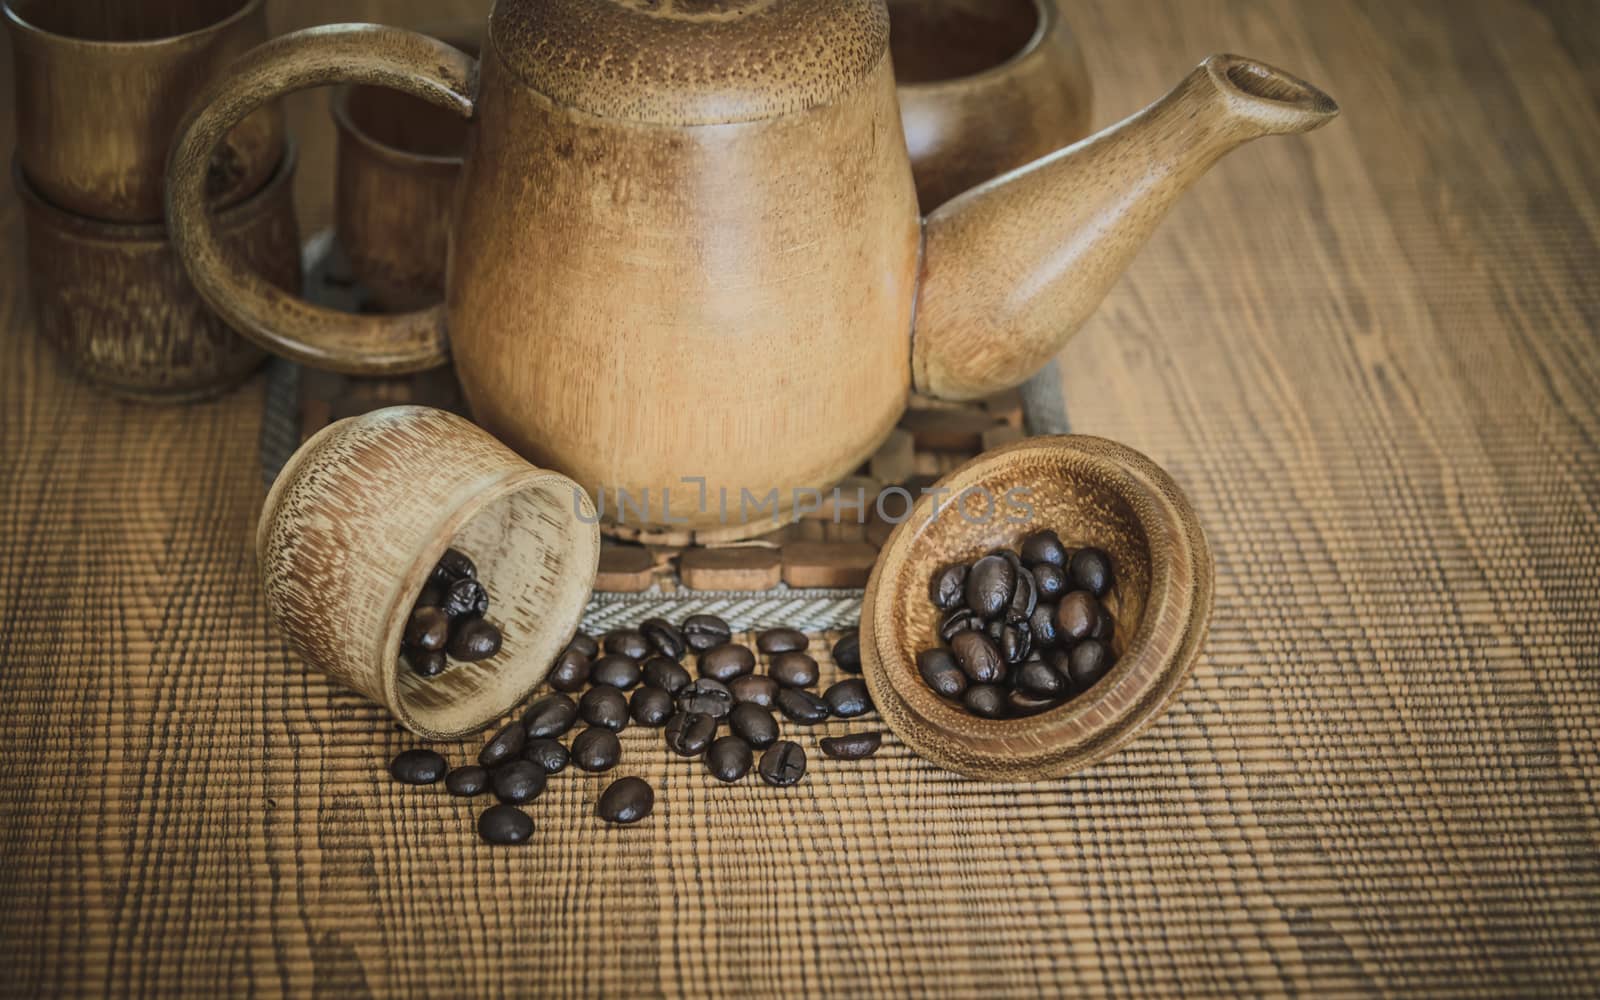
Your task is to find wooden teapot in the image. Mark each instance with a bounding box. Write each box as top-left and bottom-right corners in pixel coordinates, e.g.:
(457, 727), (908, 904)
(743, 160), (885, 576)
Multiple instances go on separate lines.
(167, 0), (1337, 535)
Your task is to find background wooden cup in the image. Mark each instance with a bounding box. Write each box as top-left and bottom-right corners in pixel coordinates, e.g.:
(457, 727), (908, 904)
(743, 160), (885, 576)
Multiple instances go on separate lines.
(3, 0), (284, 223)
(258, 406), (601, 739)
(15, 145), (301, 402)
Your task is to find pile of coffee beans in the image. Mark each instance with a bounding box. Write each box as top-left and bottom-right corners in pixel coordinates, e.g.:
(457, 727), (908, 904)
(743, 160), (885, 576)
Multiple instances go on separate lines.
(918, 531), (1118, 719)
(388, 615), (884, 845)
(400, 548), (503, 678)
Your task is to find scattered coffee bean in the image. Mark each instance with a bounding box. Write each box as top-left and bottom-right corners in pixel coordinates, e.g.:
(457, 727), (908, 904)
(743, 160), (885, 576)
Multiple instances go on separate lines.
(940, 607), (980, 643)
(1015, 657), (1066, 698)
(639, 618), (687, 660)
(962, 684), (1007, 719)
(629, 686), (675, 727)
(478, 803), (533, 844)
(404, 606), (450, 652)
(917, 648), (967, 698)
(776, 687), (829, 725)
(596, 776), (654, 824)
(820, 732), (881, 760)
(682, 613), (732, 652)
(930, 563), (968, 610)
(677, 677), (734, 719)
(446, 764), (489, 796)
(478, 719), (526, 768)
(664, 712), (716, 757)
(729, 674), (779, 707)
(1067, 638), (1114, 687)
(449, 618), (502, 661)
(591, 653), (643, 690)
(756, 627), (809, 654)
(964, 554), (1015, 620)
(405, 647), (447, 678)
(823, 678), (871, 718)
(571, 727), (622, 772)
(566, 632), (599, 658)
(389, 748), (447, 785)
(432, 547), (477, 585)
(705, 736), (753, 782)
(491, 760), (546, 804)
(603, 629), (651, 660)
(641, 655), (692, 695)
(950, 629), (1005, 684)
(548, 648), (591, 692)
(768, 650), (819, 688)
(1019, 529), (1069, 568)
(441, 577), (489, 619)
(1055, 591), (1101, 642)
(728, 702), (778, 748)
(831, 630), (862, 674)
(699, 642), (755, 682)
(524, 738), (569, 774)
(522, 693), (578, 739)
(1031, 563), (1068, 601)
(758, 741), (807, 786)
(1069, 547), (1113, 597)
(579, 685), (630, 732)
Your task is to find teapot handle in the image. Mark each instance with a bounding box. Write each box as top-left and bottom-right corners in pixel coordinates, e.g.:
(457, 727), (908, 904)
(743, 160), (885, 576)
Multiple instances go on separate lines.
(166, 25), (475, 374)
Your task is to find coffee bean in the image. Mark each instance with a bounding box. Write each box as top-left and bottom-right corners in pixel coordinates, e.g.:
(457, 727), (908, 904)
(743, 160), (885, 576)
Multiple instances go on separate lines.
(596, 776), (653, 824)
(416, 583), (443, 608)
(1069, 547), (1113, 597)
(962, 684), (1008, 719)
(491, 760), (546, 804)
(641, 655), (692, 695)
(566, 632), (599, 658)
(1007, 688), (1060, 717)
(676, 677), (733, 719)
(728, 702), (778, 748)
(404, 606), (450, 652)
(1090, 612), (1114, 644)
(449, 618), (502, 661)
(729, 674), (779, 707)
(446, 764), (489, 796)
(639, 617), (687, 660)
(591, 653), (643, 690)
(776, 687), (829, 725)
(1055, 591), (1101, 642)
(916, 647), (967, 698)
(939, 607), (980, 644)
(389, 748), (447, 785)
(820, 732), (881, 760)
(548, 648), (591, 692)
(603, 629), (651, 660)
(663, 712), (716, 757)
(629, 686), (675, 727)
(478, 719), (526, 768)
(682, 613), (732, 652)
(768, 651), (819, 688)
(441, 577), (489, 619)
(699, 643), (755, 682)
(831, 630), (862, 674)
(1029, 601), (1060, 649)
(756, 627), (809, 654)
(758, 741), (807, 786)
(579, 686), (630, 732)
(705, 736), (753, 782)
(1031, 563), (1069, 601)
(929, 562), (968, 610)
(1019, 529), (1069, 568)
(522, 694), (578, 739)
(478, 803), (533, 844)
(1006, 565), (1037, 622)
(964, 554), (1015, 620)
(1067, 639), (1114, 688)
(571, 727), (622, 772)
(524, 738), (569, 774)
(994, 622), (1031, 665)
(823, 678), (871, 718)
(432, 547), (477, 584)
(405, 647), (446, 678)
(949, 629), (1005, 684)
(1015, 657), (1066, 698)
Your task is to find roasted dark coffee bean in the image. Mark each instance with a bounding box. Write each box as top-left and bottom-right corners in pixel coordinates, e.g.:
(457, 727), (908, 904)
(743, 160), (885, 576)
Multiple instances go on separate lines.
(1067, 639), (1114, 688)
(1090, 612), (1114, 644)
(768, 650), (819, 688)
(939, 607), (979, 643)
(404, 606), (450, 652)
(603, 629), (651, 659)
(705, 735), (753, 782)
(641, 655), (692, 695)
(962, 684), (1008, 719)
(728, 702), (779, 748)
(992, 621), (1031, 665)
(1031, 563), (1069, 601)
(917, 647), (967, 698)
(758, 741), (807, 786)
(1006, 565), (1037, 622)
(523, 693), (578, 739)
(478, 719), (526, 768)
(1069, 547), (1113, 597)
(591, 653), (643, 690)
(432, 547), (477, 584)
(1056, 591), (1101, 642)
(929, 562), (968, 610)
(823, 678), (871, 718)
(571, 727), (622, 772)
(776, 687), (829, 725)
(950, 629), (1005, 684)
(389, 748), (447, 785)
(639, 617), (687, 660)
(579, 686), (630, 732)
(756, 627), (809, 654)
(491, 760), (546, 804)
(663, 712), (716, 757)
(446, 764), (489, 796)
(548, 648), (591, 692)
(964, 554), (1015, 620)
(682, 613), (732, 652)
(441, 577), (489, 620)
(1019, 529), (1069, 568)
(449, 618), (502, 661)
(596, 776), (654, 824)
(1029, 601), (1061, 649)
(699, 642), (755, 682)
(629, 686), (675, 727)
(566, 632), (599, 658)
(405, 647), (447, 678)
(1015, 657), (1066, 698)
(831, 630), (862, 674)
(676, 677), (733, 719)
(416, 583), (443, 608)
(478, 804), (533, 844)
(729, 674), (779, 707)
(820, 732), (881, 760)
(525, 738), (569, 774)
(1007, 688), (1060, 717)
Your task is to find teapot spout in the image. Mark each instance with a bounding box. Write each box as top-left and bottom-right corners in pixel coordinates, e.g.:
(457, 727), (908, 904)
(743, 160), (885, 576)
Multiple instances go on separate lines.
(911, 54), (1338, 400)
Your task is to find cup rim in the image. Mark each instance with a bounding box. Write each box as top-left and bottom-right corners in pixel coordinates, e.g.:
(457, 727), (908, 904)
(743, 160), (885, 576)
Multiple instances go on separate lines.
(2, 0), (263, 50)
(330, 85), (470, 171)
(892, 0), (1052, 93)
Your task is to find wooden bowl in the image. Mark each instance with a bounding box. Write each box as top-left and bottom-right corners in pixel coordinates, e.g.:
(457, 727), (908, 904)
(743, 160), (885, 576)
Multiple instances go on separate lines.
(861, 435), (1213, 780)
(258, 406), (601, 739)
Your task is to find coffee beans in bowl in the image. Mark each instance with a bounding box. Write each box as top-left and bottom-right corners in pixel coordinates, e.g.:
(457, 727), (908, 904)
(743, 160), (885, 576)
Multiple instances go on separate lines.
(399, 548), (504, 677)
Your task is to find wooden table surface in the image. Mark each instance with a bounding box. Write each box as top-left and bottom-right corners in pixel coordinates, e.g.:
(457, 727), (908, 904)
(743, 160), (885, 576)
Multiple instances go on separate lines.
(4, 1), (1598, 996)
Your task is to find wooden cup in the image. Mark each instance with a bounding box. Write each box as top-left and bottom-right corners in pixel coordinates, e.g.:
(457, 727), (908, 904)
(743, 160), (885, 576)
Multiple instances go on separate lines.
(3, 0), (284, 223)
(258, 406), (601, 739)
(15, 145), (301, 402)
(861, 436), (1214, 780)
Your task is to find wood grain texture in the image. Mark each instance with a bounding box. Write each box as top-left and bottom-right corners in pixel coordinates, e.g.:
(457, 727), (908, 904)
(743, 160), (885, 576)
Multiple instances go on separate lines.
(2, 0), (1600, 995)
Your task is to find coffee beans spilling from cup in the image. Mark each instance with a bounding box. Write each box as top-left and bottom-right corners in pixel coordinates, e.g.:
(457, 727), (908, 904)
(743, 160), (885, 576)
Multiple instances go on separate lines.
(388, 616), (882, 844)
(919, 531), (1118, 718)
(400, 548), (503, 677)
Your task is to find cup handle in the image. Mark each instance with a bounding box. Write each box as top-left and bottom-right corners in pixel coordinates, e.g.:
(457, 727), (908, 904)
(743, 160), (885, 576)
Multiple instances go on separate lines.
(166, 24), (474, 374)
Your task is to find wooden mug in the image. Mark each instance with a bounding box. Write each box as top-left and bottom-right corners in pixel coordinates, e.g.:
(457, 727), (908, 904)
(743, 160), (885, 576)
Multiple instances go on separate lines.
(3, 0), (284, 223)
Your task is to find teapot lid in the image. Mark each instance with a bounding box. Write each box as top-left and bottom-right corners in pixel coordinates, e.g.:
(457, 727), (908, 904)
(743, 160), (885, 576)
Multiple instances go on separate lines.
(489, 0), (889, 126)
